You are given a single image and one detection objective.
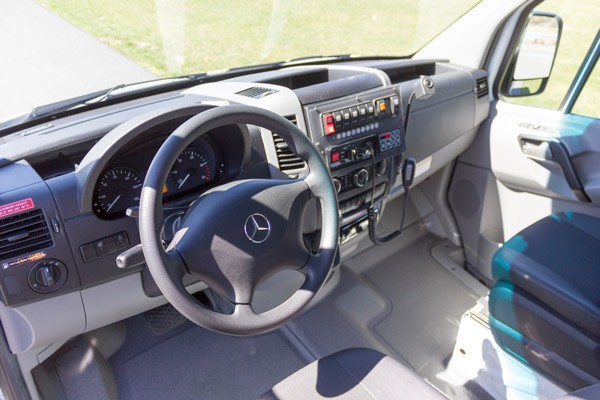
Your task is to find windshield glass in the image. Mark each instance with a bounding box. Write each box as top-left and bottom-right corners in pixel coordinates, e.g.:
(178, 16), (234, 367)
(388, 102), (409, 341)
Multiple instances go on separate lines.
(1, 0), (480, 122)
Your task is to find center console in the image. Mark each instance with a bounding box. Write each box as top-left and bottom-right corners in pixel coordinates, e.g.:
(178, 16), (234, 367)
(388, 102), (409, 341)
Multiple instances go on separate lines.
(303, 86), (406, 242)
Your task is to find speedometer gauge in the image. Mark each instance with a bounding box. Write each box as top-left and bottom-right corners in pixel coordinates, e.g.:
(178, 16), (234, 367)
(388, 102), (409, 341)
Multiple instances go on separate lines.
(169, 147), (215, 192)
(93, 167), (143, 218)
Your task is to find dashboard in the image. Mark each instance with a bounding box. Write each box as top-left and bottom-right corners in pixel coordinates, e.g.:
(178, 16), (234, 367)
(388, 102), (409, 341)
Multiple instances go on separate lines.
(0, 59), (489, 355)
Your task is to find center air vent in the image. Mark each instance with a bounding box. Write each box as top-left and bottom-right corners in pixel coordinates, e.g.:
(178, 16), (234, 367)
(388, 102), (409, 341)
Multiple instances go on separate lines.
(236, 86), (278, 99)
(272, 116), (306, 174)
(475, 77), (489, 98)
(0, 209), (53, 261)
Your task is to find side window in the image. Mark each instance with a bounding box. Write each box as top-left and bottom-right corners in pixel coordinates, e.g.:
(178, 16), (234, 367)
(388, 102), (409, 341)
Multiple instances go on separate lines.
(571, 58), (600, 118)
(502, 0), (600, 110)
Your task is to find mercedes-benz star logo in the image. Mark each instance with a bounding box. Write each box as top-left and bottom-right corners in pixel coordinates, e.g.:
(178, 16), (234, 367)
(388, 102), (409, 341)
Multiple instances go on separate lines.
(244, 213), (271, 243)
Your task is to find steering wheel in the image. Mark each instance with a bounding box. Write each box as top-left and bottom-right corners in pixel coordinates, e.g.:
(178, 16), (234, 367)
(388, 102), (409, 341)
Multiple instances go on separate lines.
(139, 105), (339, 335)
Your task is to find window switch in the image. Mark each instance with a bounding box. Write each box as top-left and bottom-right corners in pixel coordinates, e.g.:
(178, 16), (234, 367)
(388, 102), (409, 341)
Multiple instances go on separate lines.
(114, 232), (129, 250)
(94, 239), (108, 256)
(80, 243), (98, 262)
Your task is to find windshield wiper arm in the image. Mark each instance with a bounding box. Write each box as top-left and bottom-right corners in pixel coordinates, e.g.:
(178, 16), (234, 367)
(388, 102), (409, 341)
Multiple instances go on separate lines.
(18, 75), (208, 124)
(93, 83), (126, 103)
(27, 88), (112, 121)
(286, 54), (352, 63)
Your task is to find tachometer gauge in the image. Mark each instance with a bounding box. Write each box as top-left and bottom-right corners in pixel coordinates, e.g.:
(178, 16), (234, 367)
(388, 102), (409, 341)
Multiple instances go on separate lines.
(93, 167), (143, 218)
(169, 147), (215, 192)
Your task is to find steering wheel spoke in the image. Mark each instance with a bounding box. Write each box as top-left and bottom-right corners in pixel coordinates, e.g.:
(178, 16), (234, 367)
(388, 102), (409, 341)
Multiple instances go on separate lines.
(164, 248), (188, 281)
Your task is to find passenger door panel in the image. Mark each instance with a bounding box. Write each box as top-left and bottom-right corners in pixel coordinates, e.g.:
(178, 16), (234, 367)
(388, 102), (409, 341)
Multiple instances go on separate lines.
(490, 102), (599, 204)
(450, 102), (600, 283)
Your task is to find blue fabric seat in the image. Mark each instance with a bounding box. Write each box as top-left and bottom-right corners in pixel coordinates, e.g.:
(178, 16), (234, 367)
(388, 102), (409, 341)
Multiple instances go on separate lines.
(489, 212), (600, 390)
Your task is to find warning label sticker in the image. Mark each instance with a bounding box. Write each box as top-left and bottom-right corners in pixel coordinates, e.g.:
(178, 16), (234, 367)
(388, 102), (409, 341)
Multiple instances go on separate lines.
(0, 198), (35, 218)
(1, 251), (46, 269)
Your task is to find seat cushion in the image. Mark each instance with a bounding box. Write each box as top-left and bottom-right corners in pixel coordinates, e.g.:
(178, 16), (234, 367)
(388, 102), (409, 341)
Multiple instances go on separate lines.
(559, 383), (600, 399)
(259, 348), (446, 399)
(491, 212), (600, 338)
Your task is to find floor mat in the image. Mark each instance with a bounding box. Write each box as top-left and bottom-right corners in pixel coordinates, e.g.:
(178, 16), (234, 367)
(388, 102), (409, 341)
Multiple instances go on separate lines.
(287, 230), (486, 399)
(144, 302), (187, 335)
(357, 234), (480, 375)
(112, 321), (306, 400)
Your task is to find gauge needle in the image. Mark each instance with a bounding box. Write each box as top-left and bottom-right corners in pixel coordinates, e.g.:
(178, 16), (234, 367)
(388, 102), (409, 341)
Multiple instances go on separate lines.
(178, 173), (191, 189)
(106, 195), (121, 212)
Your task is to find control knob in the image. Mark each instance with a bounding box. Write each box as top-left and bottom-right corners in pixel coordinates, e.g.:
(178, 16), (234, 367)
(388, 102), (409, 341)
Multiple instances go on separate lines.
(36, 265), (60, 287)
(28, 258), (68, 293)
(376, 159), (388, 176)
(353, 168), (369, 188)
(332, 178), (342, 194)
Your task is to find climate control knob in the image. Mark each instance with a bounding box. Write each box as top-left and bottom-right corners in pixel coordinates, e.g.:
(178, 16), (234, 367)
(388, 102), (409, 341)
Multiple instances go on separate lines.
(353, 168), (369, 188)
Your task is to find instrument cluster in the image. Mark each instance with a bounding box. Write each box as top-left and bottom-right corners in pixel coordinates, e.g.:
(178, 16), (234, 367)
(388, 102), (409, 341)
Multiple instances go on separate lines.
(92, 136), (219, 219)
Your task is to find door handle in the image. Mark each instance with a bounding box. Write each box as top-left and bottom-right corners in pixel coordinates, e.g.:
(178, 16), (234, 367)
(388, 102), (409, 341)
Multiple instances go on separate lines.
(520, 138), (552, 159)
(519, 136), (590, 202)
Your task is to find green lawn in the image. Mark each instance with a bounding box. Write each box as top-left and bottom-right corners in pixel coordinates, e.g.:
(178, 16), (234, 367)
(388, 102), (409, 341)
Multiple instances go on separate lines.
(38, 0), (598, 117)
(37, 0), (476, 76)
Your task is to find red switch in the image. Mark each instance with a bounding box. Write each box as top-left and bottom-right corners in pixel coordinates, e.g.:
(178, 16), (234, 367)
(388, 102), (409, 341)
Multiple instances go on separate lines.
(323, 113), (336, 135)
(331, 151), (340, 163)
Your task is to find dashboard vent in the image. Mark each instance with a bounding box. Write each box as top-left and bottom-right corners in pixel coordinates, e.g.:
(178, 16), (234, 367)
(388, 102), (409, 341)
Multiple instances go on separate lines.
(0, 209), (53, 261)
(475, 77), (489, 98)
(272, 116), (306, 174)
(236, 86), (278, 99)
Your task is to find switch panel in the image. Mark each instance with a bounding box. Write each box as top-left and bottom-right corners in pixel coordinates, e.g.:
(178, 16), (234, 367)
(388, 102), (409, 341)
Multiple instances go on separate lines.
(80, 231), (129, 262)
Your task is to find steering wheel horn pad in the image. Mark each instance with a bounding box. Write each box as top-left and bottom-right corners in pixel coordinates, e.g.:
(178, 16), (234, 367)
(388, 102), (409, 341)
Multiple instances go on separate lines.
(172, 178), (312, 304)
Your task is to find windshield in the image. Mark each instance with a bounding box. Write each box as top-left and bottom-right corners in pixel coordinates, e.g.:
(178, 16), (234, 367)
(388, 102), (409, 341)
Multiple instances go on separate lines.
(1, 0), (480, 122)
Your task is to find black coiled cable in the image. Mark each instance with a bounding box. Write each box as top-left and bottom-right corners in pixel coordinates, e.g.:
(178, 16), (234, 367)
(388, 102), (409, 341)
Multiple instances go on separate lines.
(366, 142), (413, 246)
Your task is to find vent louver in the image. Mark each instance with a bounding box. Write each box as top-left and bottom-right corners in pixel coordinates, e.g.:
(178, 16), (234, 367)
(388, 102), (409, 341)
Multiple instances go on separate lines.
(272, 116), (306, 174)
(475, 77), (489, 98)
(0, 209), (53, 261)
(236, 86), (278, 99)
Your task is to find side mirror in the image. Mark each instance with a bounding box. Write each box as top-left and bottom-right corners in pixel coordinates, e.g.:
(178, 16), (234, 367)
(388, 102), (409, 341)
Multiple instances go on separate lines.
(505, 12), (562, 97)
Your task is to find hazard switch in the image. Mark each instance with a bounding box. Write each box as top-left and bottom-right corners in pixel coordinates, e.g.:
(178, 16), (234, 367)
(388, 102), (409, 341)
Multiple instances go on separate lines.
(323, 113), (336, 135)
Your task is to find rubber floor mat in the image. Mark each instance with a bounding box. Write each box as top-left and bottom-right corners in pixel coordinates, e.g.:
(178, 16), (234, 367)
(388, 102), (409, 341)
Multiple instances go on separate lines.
(144, 302), (187, 335)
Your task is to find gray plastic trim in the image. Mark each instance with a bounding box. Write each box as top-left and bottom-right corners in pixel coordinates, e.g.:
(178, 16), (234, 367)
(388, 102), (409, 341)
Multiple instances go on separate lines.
(82, 273), (207, 333)
(0, 292), (85, 354)
(389, 129), (477, 200)
(0, 93), (191, 168)
(0, 273), (208, 356)
(0, 160), (42, 193)
(184, 81), (310, 176)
